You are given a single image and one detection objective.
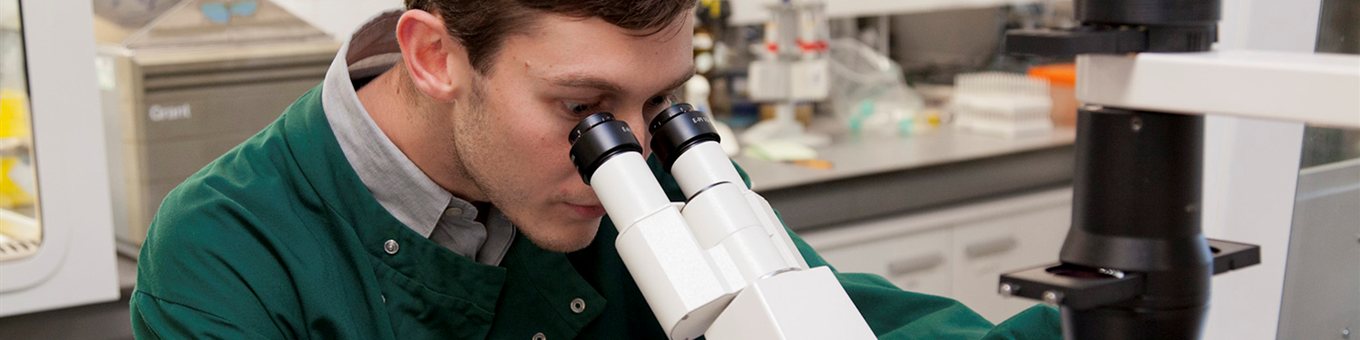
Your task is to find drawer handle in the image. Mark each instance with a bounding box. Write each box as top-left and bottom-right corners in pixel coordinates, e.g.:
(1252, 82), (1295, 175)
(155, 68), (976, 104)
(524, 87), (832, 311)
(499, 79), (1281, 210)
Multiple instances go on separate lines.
(965, 236), (1018, 258)
(887, 253), (945, 276)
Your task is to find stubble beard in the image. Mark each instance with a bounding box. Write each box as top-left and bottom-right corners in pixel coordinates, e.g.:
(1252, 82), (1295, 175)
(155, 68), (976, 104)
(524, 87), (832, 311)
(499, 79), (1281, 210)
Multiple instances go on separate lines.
(449, 84), (597, 253)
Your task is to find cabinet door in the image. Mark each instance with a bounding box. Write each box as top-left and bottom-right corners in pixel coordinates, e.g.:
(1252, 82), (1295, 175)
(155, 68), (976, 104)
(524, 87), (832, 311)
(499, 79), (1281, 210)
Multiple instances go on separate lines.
(951, 201), (1070, 323)
(812, 227), (954, 297)
(800, 188), (1072, 320)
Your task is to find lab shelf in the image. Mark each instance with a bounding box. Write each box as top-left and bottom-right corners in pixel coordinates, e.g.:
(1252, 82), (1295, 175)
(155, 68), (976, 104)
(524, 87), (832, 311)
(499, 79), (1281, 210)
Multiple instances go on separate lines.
(0, 137), (26, 157)
(728, 0), (1042, 25)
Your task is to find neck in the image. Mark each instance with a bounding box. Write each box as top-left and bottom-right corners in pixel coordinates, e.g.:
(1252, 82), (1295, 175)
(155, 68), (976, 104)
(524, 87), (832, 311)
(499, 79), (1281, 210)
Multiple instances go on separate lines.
(355, 68), (485, 201)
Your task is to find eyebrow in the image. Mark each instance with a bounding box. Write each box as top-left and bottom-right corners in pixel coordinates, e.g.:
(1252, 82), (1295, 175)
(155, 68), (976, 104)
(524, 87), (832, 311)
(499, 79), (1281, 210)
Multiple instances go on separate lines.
(659, 65), (697, 94)
(550, 64), (696, 97)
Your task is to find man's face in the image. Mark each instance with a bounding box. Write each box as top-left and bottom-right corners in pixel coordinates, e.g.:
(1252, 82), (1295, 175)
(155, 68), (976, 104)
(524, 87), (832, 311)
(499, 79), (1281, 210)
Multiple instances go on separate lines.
(444, 13), (695, 252)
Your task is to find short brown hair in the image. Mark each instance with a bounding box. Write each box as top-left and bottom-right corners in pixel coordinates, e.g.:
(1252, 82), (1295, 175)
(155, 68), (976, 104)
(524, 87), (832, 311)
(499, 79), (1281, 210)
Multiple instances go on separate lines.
(406, 0), (696, 73)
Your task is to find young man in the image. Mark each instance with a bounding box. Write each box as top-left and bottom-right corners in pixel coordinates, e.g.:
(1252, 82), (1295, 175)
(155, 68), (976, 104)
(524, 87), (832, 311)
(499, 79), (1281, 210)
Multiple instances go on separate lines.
(131, 1), (1060, 339)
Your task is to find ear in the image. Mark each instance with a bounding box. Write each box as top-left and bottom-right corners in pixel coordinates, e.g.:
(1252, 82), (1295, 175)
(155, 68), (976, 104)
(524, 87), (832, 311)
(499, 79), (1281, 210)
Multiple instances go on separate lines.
(395, 10), (472, 102)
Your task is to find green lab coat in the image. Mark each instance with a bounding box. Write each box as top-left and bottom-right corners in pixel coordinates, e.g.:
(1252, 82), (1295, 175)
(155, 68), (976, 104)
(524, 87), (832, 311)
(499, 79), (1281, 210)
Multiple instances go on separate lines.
(130, 86), (1061, 339)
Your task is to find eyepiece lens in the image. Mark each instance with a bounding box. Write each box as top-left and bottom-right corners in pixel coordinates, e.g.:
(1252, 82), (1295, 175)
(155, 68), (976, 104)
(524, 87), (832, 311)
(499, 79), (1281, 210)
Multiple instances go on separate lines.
(648, 103), (720, 171)
(569, 112), (616, 145)
(568, 112), (643, 184)
(648, 103), (696, 134)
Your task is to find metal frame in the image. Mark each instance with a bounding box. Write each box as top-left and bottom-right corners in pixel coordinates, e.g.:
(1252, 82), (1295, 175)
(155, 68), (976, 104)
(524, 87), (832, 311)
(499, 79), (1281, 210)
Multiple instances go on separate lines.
(1076, 51), (1360, 129)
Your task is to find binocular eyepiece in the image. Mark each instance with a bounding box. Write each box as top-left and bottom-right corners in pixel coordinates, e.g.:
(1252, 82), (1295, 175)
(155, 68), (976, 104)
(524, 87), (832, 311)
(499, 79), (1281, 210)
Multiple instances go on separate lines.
(567, 103), (721, 183)
(566, 104), (874, 340)
(648, 103), (721, 171)
(568, 112), (643, 184)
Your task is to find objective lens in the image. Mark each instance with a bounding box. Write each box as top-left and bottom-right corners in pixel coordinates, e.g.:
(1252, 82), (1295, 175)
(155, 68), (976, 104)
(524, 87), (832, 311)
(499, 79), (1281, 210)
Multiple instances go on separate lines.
(647, 103), (720, 171)
(568, 112), (643, 184)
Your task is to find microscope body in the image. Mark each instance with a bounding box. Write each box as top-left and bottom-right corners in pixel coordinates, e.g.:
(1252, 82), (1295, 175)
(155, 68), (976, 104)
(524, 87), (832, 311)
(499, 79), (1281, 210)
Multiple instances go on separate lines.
(998, 0), (1281, 338)
(569, 107), (874, 340)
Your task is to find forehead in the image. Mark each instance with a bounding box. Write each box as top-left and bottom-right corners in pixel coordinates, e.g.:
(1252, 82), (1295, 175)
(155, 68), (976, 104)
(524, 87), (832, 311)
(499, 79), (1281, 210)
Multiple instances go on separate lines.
(493, 13), (695, 92)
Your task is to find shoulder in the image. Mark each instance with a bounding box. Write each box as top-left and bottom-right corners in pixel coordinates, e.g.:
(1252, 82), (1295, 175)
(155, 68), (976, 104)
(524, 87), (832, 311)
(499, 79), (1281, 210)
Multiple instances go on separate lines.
(151, 116), (299, 235)
(134, 114), (333, 331)
(142, 116), (281, 237)
(138, 113), (322, 296)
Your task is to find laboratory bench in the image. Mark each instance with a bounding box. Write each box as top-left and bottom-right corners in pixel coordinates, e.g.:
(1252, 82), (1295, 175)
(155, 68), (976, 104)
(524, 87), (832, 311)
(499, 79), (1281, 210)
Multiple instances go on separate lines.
(740, 127), (1075, 232)
(0, 127), (1077, 337)
(737, 127), (1077, 323)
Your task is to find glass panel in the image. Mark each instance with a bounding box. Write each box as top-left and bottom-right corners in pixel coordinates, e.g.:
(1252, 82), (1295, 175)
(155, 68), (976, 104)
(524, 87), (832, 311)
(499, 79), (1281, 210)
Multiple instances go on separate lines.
(1300, 0), (1360, 169)
(1277, 1), (1360, 338)
(0, 0), (42, 262)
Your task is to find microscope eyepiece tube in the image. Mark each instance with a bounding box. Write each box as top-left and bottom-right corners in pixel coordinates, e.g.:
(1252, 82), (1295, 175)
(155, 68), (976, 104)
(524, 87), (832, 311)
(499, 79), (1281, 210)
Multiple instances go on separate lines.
(647, 104), (745, 197)
(568, 113), (738, 339)
(567, 111), (675, 233)
(649, 103), (806, 280)
(648, 103), (721, 172)
(568, 112), (643, 184)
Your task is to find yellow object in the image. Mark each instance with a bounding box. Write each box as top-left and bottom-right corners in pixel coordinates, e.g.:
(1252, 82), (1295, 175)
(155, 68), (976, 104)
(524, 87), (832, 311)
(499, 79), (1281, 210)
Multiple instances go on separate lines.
(1, 89), (31, 138)
(700, 0), (722, 17)
(0, 89), (34, 209)
(789, 159), (834, 170)
(922, 108), (943, 127)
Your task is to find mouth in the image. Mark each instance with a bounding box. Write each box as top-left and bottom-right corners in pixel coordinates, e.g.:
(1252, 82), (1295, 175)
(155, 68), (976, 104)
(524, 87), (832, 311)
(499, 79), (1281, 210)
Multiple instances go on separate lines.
(565, 202), (607, 219)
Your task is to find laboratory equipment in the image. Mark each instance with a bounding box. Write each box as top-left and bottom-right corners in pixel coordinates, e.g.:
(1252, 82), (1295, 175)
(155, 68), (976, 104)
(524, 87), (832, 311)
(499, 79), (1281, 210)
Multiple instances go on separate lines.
(693, 0), (728, 78)
(743, 0), (830, 147)
(0, 89), (38, 263)
(1027, 64), (1077, 127)
(0, 0), (120, 317)
(949, 72), (1052, 139)
(889, 6), (1007, 84)
(684, 75), (740, 156)
(826, 38), (921, 137)
(0, 89), (32, 211)
(92, 0), (339, 253)
(995, 0), (1360, 338)
(0, 0), (36, 263)
(567, 104), (874, 340)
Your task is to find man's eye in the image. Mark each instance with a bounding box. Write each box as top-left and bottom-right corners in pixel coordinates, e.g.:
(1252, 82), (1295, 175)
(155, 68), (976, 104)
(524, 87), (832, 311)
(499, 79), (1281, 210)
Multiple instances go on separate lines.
(645, 94), (677, 112)
(565, 102), (596, 115)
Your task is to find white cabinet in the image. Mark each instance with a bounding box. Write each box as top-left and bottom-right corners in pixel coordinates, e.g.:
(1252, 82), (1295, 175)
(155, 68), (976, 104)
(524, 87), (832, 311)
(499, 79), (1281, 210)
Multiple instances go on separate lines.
(801, 187), (1071, 323)
(818, 227), (953, 296)
(950, 203), (1068, 322)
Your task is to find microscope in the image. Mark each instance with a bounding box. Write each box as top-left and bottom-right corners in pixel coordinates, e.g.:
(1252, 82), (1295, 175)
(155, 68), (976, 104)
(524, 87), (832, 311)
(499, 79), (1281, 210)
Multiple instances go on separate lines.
(996, 0), (1358, 339)
(567, 104), (875, 340)
(568, 1), (1358, 338)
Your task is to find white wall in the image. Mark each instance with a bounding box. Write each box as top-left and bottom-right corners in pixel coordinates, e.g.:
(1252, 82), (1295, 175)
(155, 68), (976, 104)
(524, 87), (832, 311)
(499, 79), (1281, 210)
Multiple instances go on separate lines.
(271, 0), (403, 40)
(1201, 0), (1320, 339)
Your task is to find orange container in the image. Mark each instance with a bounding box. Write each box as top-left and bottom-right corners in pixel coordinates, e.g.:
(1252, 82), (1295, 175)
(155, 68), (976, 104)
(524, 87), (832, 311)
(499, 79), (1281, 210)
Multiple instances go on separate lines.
(1029, 64), (1078, 127)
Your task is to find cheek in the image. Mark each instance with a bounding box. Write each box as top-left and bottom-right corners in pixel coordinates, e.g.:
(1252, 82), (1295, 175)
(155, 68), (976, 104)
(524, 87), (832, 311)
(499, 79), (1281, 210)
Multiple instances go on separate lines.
(480, 86), (581, 191)
(493, 107), (579, 181)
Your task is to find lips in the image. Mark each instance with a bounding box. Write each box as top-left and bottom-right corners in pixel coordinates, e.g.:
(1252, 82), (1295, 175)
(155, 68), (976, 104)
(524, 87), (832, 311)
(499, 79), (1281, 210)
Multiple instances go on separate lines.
(567, 203), (607, 219)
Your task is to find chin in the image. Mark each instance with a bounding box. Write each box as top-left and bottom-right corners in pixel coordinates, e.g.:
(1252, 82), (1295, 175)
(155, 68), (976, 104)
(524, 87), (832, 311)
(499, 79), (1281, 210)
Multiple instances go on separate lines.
(522, 219), (601, 253)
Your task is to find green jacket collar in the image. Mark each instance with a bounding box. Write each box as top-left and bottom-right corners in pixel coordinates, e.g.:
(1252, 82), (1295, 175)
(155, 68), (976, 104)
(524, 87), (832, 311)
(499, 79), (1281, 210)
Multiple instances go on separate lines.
(283, 86), (508, 309)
